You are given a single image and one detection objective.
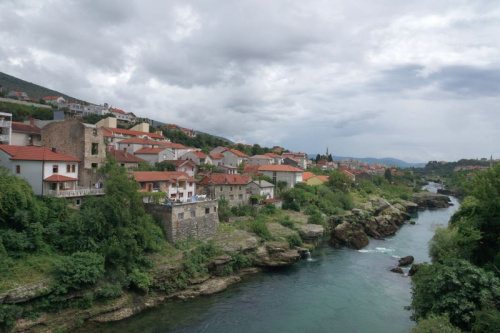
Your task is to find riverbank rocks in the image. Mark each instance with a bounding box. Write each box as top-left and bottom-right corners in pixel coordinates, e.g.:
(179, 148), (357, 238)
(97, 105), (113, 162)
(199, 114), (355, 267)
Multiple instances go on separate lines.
(254, 241), (300, 267)
(331, 221), (369, 250)
(400, 200), (419, 214)
(211, 229), (259, 253)
(398, 256), (414, 267)
(412, 192), (451, 209)
(390, 267), (404, 274)
(0, 279), (53, 304)
(298, 223), (324, 243)
(408, 264), (420, 276)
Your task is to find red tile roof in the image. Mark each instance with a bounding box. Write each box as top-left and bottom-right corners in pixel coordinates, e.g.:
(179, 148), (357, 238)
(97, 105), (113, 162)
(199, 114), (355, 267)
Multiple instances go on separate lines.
(42, 96), (62, 101)
(302, 172), (315, 181)
(258, 165), (303, 172)
(11, 122), (41, 135)
(198, 174), (251, 186)
(110, 108), (126, 114)
(134, 147), (166, 154)
(110, 149), (146, 163)
(316, 175), (329, 182)
(190, 151), (208, 158)
(210, 153), (223, 159)
(243, 164), (261, 175)
(0, 145), (80, 162)
(163, 159), (196, 168)
(44, 174), (78, 182)
(103, 127), (165, 139)
(224, 148), (248, 158)
(133, 171), (196, 183)
(117, 137), (160, 145)
(156, 141), (188, 149)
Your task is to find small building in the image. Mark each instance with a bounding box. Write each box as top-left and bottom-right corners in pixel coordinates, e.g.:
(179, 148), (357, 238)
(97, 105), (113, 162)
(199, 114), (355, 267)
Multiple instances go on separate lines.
(42, 96), (66, 105)
(11, 120), (41, 146)
(221, 148), (248, 168)
(7, 91), (29, 100)
(281, 152), (308, 169)
(163, 159), (198, 177)
(257, 165), (303, 189)
(134, 147), (175, 165)
(198, 173), (252, 207)
(0, 112), (12, 145)
(247, 180), (275, 201)
(264, 153), (283, 165)
(179, 151), (212, 165)
(133, 171), (197, 202)
(247, 154), (274, 165)
(109, 148), (146, 169)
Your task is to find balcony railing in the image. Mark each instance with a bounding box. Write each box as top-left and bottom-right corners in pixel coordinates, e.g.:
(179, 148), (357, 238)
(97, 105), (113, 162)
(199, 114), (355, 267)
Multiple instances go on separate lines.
(0, 120), (11, 127)
(0, 135), (9, 141)
(46, 188), (105, 198)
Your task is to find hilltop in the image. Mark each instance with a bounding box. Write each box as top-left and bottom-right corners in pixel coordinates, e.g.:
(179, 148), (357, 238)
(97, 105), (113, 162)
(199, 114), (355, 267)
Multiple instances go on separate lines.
(0, 71), (83, 102)
(308, 154), (426, 168)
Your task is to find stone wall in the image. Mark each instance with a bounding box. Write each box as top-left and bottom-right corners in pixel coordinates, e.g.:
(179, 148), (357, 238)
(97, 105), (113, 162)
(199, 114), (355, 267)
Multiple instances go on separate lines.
(144, 199), (219, 243)
(201, 184), (250, 207)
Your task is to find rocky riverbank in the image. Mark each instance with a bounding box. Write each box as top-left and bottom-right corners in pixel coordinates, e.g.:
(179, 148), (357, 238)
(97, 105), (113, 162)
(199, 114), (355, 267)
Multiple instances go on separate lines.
(4, 217), (324, 332)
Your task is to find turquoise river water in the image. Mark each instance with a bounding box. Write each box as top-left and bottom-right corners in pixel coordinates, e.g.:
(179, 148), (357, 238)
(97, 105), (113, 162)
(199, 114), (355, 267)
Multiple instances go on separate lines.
(80, 183), (459, 333)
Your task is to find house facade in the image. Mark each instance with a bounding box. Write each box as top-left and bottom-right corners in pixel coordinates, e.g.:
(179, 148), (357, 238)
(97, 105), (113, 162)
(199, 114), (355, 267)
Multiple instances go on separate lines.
(109, 149), (146, 169)
(133, 171), (197, 202)
(247, 155), (274, 165)
(134, 147), (176, 165)
(11, 120), (41, 146)
(0, 112), (12, 145)
(257, 165), (303, 189)
(179, 151), (212, 165)
(164, 159), (197, 177)
(247, 180), (275, 199)
(41, 119), (107, 187)
(221, 148), (248, 167)
(281, 152), (308, 169)
(198, 173), (252, 207)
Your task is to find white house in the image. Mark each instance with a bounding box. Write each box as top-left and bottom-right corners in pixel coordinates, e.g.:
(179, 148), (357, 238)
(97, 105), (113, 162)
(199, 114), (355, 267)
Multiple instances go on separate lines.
(247, 180), (275, 199)
(257, 165), (303, 189)
(179, 151), (212, 165)
(134, 147), (176, 165)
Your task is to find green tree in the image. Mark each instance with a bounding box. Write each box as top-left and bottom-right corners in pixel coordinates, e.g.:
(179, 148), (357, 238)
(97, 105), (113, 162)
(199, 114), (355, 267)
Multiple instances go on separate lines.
(327, 170), (352, 193)
(276, 180), (287, 192)
(384, 168), (393, 183)
(411, 314), (461, 333)
(410, 259), (500, 330)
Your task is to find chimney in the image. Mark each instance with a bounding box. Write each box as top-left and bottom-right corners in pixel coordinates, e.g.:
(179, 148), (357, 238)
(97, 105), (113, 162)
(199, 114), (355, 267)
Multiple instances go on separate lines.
(51, 147), (57, 153)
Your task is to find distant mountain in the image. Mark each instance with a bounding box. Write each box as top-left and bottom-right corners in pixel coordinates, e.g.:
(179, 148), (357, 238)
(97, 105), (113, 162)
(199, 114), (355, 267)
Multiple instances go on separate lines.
(308, 154), (426, 168)
(0, 71), (84, 102)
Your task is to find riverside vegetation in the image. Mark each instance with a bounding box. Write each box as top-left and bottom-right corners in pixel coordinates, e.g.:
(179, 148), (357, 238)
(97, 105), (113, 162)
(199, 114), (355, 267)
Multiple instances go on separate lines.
(1, 157), (453, 332)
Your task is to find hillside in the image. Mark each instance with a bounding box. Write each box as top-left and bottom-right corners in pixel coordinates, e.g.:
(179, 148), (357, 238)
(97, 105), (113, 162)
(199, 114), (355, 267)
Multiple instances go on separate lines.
(0, 71), (83, 102)
(308, 154), (426, 168)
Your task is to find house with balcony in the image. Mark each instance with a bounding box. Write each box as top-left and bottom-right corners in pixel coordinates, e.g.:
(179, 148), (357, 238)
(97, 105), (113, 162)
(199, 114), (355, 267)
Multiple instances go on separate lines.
(0, 145), (104, 206)
(0, 112), (12, 145)
(198, 173), (252, 207)
(133, 171), (197, 202)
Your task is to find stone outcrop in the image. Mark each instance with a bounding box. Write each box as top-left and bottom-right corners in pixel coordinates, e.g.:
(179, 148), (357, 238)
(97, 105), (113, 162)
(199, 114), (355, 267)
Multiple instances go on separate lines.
(408, 264), (420, 276)
(254, 241), (301, 267)
(412, 192), (451, 209)
(0, 279), (53, 304)
(331, 221), (369, 250)
(211, 229), (259, 253)
(390, 267), (404, 274)
(298, 223), (324, 243)
(398, 256), (414, 267)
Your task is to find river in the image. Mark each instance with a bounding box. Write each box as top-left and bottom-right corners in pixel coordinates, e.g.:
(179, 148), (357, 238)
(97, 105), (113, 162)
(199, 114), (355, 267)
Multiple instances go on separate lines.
(81, 183), (459, 333)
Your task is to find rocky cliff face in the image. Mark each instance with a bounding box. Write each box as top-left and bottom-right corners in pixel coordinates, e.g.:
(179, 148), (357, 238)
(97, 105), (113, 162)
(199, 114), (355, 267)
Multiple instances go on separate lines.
(412, 192), (451, 209)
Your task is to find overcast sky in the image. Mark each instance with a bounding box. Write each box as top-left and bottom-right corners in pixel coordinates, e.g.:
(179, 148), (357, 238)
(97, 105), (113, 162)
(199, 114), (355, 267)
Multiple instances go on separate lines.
(1, 0), (499, 162)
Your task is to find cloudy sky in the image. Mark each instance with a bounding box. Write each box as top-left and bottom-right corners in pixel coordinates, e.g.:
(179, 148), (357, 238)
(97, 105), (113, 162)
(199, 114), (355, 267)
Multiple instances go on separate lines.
(1, 0), (499, 162)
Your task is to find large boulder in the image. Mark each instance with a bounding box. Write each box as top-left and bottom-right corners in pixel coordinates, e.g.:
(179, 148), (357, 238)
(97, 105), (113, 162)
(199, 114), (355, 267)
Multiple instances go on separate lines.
(254, 241), (301, 267)
(330, 221), (369, 250)
(412, 192), (451, 209)
(298, 224), (324, 243)
(390, 267), (404, 274)
(408, 264), (420, 276)
(398, 256), (414, 267)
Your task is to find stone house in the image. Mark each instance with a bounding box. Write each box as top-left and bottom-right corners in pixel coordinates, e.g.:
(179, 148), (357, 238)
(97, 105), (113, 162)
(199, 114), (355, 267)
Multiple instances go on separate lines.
(221, 148), (248, 168)
(247, 154), (274, 165)
(11, 120), (41, 146)
(133, 171), (197, 202)
(179, 151), (212, 166)
(198, 173), (252, 207)
(109, 148), (146, 169)
(164, 159), (197, 177)
(41, 119), (107, 188)
(257, 165), (303, 189)
(281, 152), (308, 169)
(247, 180), (275, 200)
(134, 147), (176, 165)
(282, 157), (300, 168)
(144, 199), (219, 243)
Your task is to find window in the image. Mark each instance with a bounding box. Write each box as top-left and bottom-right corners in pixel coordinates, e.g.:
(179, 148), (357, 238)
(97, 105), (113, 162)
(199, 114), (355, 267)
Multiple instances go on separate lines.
(179, 193), (184, 198)
(214, 207), (217, 212)
(16, 165), (20, 174)
(121, 163), (125, 167)
(178, 212), (184, 220)
(229, 194), (234, 200)
(71, 164), (76, 173)
(220, 187), (223, 191)
(239, 186), (242, 190)
(219, 195), (224, 200)
(205, 208), (210, 214)
(91, 163), (98, 169)
(230, 186), (233, 191)
(190, 210), (196, 218)
(76, 199), (81, 205)
(66, 164), (71, 173)
(91, 143), (98, 155)
(239, 194), (243, 199)
(53, 165), (59, 173)
(93, 129), (98, 136)
(188, 191), (192, 197)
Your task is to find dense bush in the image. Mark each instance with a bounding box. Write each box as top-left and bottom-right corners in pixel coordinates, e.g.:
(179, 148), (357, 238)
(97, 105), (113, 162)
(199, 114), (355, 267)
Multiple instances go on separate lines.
(286, 234), (303, 248)
(411, 314), (461, 333)
(250, 218), (273, 241)
(53, 252), (105, 294)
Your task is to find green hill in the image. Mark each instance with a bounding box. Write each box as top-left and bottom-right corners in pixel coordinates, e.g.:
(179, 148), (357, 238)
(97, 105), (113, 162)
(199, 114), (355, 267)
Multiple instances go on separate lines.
(0, 71), (84, 102)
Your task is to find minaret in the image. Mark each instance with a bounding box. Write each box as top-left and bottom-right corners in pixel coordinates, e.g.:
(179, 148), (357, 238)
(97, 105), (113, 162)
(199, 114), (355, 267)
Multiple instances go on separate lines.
(326, 147), (329, 156)
(490, 154), (493, 169)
